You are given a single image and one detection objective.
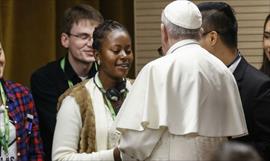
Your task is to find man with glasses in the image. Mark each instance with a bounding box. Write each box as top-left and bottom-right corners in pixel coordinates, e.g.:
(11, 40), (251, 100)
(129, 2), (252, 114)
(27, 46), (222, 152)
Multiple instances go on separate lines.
(198, 2), (270, 161)
(30, 4), (103, 161)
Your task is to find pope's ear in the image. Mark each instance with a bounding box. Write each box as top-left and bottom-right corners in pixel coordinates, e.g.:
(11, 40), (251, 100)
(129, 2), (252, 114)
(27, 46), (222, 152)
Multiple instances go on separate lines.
(161, 23), (168, 44)
(61, 33), (69, 48)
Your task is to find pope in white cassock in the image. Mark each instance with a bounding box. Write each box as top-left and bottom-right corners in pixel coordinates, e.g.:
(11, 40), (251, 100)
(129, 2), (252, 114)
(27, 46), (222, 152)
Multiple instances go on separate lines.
(113, 0), (248, 161)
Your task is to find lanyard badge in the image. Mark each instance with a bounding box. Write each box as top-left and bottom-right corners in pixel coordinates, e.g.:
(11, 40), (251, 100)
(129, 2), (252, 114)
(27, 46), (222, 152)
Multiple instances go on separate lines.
(25, 114), (34, 134)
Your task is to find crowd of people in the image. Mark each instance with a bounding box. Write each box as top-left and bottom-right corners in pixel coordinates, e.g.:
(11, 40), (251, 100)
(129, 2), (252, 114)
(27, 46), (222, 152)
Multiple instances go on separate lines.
(0, 1), (269, 161)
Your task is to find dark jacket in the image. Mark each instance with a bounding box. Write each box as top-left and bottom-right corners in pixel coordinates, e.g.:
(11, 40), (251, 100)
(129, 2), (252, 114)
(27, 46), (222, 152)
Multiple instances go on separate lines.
(30, 56), (96, 161)
(233, 57), (270, 161)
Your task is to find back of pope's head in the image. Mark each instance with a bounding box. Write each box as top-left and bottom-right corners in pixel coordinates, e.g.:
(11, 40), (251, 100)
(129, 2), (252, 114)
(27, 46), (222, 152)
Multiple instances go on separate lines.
(161, 0), (202, 53)
(163, 0), (202, 30)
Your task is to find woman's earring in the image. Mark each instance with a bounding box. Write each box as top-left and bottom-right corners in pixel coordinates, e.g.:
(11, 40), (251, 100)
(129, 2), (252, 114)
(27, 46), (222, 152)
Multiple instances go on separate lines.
(97, 59), (100, 65)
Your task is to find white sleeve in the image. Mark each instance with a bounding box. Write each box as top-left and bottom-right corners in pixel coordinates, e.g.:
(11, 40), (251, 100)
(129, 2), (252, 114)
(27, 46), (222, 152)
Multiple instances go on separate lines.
(52, 96), (114, 161)
(119, 128), (165, 161)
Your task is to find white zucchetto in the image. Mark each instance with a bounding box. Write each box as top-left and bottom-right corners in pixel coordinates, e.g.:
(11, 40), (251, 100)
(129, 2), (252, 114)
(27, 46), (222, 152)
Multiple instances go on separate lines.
(164, 0), (202, 29)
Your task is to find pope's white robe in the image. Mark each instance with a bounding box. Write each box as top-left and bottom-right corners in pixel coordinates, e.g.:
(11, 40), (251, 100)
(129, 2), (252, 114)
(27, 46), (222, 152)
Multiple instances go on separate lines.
(115, 39), (248, 161)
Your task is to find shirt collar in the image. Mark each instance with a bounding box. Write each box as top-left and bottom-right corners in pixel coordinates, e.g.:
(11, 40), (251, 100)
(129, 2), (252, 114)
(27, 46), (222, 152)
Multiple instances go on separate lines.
(167, 39), (199, 55)
(2, 80), (16, 103)
(228, 52), (242, 73)
(63, 54), (97, 82)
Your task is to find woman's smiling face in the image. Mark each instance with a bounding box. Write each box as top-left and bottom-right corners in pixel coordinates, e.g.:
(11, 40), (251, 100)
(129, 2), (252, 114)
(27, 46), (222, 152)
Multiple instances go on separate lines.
(97, 30), (133, 80)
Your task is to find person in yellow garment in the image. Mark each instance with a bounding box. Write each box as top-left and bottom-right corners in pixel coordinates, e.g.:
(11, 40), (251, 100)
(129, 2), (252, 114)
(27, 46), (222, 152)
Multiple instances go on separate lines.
(0, 41), (43, 161)
(113, 1), (248, 161)
(52, 20), (134, 161)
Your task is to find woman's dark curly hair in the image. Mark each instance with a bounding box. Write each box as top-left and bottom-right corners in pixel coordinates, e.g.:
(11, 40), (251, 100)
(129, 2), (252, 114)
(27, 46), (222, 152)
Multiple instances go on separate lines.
(92, 19), (130, 52)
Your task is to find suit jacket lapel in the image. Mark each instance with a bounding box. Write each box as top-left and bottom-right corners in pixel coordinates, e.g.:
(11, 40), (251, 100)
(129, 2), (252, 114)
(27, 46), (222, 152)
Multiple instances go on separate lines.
(233, 57), (248, 82)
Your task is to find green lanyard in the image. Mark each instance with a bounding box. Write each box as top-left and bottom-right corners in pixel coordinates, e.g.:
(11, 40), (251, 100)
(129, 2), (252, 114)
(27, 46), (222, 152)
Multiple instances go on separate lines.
(0, 82), (10, 154)
(95, 76), (116, 120)
(104, 96), (116, 120)
(60, 57), (74, 88)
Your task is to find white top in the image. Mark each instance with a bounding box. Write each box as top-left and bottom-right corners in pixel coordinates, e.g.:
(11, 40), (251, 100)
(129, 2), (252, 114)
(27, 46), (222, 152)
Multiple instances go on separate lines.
(0, 105), (17, 161)
(115, 39), (248, 160)
(52, 78), (132, 161)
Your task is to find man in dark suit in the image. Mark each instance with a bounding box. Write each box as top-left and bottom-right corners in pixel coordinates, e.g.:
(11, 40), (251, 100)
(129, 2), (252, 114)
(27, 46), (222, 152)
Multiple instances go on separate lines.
(198, 2), (270, 161)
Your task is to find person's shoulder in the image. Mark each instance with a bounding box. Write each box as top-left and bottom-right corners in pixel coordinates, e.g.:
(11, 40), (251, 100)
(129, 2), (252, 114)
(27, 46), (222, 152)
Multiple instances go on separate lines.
(31, 58), (63, 83)
(138, 55), (179, 76)
(5, 80), (31, 95)
(31, 58), (61, 78)
(146, 56), (168, 67)
(244, 61), (270, 83)
(239, 60), (270, 94)
(57, 79), (90, 111)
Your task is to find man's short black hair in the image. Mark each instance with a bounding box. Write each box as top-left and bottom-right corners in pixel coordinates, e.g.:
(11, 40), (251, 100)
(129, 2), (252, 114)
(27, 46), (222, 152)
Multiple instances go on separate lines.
(198, 2), (238, 49)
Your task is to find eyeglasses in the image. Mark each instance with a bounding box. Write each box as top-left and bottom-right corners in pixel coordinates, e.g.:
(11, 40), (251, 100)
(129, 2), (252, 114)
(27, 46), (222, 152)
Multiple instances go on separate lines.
(68, 33), (92, 41)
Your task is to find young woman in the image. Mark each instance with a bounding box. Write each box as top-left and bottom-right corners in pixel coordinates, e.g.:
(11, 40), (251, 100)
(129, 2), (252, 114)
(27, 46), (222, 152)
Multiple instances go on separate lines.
(260, 14), (270, 77)
(52, 20), (134, 161)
